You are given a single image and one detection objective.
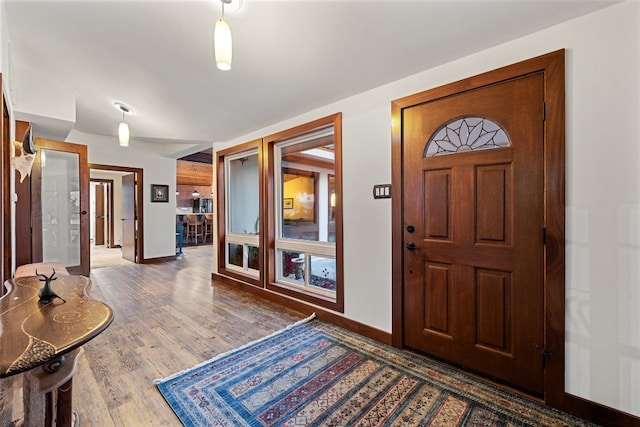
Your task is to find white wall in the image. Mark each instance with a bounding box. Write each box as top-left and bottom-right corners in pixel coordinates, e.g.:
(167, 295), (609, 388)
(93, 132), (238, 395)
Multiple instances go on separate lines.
(215, 1), (640, 417)
(67, 129), (177, 260)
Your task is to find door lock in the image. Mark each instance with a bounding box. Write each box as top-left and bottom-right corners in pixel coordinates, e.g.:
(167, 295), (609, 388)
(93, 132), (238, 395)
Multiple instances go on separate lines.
(406, 242), (416, 251)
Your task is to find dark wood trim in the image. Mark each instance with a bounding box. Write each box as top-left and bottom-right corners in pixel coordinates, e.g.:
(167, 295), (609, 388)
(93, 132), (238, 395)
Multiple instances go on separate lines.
(89, 163), (144, 263)
(140, 255), (177, 264)
(390, 50), (566, 408)
(215, 140), (263, 288)
(212, 274), (390, 345)
(564, 394), (640, 427)
(1, 74), (11, 285)
(14, 121), (32, 268)
(390, 95), (404, 349)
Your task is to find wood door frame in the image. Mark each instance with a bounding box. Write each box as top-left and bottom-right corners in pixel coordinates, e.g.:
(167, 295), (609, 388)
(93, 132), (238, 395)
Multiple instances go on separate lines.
(90, 178), (115, 248)
(391, 50), (565, 408)
(32, 138), (90, 275)
(1, 74), (11, 285)
(89, 164), (144, 262)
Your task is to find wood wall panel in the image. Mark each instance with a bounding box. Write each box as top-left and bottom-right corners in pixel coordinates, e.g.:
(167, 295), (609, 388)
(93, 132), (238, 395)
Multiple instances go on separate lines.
(177, 160), (212, 186)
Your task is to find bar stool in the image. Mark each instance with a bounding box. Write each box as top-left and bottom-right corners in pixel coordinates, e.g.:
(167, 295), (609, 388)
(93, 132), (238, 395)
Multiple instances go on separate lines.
(203, 214), (214, 242)
(185, 214), (203, 245)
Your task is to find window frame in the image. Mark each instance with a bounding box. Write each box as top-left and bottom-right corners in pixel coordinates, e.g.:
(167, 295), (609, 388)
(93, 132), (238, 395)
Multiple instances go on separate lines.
(263, 113), (344, 312)
(216, 139), (263, 287)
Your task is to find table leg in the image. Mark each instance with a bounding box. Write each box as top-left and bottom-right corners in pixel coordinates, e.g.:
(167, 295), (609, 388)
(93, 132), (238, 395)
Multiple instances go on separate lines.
(56, 379), (73, 427)
(22, 348), (83, 427)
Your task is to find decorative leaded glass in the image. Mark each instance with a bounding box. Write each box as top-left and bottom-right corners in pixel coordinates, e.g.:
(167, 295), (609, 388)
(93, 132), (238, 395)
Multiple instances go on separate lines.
(425, 117), (510, 157)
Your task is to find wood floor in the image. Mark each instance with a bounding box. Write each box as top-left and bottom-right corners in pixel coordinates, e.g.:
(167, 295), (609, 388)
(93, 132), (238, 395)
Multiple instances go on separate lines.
(9, 245), (305, 425)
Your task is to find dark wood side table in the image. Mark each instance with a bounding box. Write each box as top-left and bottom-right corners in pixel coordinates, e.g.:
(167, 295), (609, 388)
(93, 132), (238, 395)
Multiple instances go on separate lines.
(0, 274), (113, 426)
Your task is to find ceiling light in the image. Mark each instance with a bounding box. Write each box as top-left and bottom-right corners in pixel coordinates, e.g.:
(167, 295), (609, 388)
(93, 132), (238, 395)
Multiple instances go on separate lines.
(119, 121), (129, 147)
(215, 0), (233, 71)
(114, 102), (133, 147)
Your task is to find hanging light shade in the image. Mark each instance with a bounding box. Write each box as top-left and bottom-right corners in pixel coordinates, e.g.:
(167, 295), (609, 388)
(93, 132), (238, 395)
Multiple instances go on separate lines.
(118, 121), (130, 147)
(214, 17), (232, 70)
(192, 188), (200, 197)
(115, 102), (132, 147)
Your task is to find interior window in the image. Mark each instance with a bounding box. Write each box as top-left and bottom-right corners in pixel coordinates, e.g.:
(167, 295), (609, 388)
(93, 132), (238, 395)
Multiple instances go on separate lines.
(222, 149), (260, 281)
(266, 113), (343, 311)
(215, 114), (342, 312)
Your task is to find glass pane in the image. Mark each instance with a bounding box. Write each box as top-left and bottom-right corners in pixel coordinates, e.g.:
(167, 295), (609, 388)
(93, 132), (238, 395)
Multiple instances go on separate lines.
(228, 153), (259, 234)
(309, 256), (336, 291)
(41, 149), (80, 266)
(281, 250), (304, 283)
(328, 175), (336, 243)
(248, 245), (259, 270)
(279, 131), (334, 243)
(228, 243), (243, 267)
(425, 117), (510, 157)
(282, 169), (318, 241)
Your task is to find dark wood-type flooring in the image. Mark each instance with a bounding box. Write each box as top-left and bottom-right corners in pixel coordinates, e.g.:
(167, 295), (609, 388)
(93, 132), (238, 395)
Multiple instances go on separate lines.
(8, 245), (305, 425)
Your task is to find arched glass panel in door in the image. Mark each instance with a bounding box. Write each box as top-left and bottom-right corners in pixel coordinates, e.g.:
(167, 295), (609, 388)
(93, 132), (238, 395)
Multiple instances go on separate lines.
(424, 117), (510, 157)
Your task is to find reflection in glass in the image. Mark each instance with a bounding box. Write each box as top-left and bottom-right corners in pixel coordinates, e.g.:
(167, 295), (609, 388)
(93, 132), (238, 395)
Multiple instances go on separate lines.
(278, 133), (334, 244)
(248, 245), (259, 270)
(282, 169), (319, 241)
(309, 256), (336, 291)
(41, 149), (80, 266)
(228, 243), (243, 267)
(281, 250), (304, 283)
(228, 153), (259, 234)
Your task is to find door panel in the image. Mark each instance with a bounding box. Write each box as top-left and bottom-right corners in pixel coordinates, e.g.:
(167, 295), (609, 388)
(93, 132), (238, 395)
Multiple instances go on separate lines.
(121, 173), (136, 262)
(31, 139), (89, 276)
(403, 73), (544, 393)
(95, 183), (105, 245)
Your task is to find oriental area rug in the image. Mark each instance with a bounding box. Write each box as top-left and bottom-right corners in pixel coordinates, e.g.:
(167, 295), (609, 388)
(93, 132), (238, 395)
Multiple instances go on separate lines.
(155, 315), (594, 427)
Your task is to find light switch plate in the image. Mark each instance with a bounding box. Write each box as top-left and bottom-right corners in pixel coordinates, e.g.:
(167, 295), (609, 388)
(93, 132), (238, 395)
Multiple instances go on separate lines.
(373, 184), (392, 199)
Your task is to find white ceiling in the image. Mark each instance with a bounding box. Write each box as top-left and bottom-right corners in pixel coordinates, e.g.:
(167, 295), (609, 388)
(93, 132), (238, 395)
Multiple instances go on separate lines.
(4, 0), (617, 153)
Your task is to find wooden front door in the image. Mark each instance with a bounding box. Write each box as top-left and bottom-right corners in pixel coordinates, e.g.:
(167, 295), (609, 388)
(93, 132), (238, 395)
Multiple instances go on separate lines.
(402, 73), (545, 394)
(121, 173), (136, 262)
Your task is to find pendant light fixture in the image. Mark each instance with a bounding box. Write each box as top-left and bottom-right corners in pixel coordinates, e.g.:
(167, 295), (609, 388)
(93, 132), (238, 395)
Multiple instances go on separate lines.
(192, 167), (200, 197)
(115, 102), (132, 147)
(214, 0), (233, 71)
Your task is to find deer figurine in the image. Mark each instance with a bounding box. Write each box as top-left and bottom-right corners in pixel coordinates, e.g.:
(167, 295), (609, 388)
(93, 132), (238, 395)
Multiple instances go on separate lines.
(36, 269), (66, 304)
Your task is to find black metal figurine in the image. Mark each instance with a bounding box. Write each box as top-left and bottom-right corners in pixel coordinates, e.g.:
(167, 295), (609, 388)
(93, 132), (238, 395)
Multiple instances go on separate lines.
(36, 269), (66, 304)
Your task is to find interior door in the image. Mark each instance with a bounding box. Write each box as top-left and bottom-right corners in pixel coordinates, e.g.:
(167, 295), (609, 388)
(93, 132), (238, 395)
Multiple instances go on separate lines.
(31, 139), (90, 276)
(121, 173), (136, 262)
(95, 183), (105, 245)
(402, 74), (545, 394)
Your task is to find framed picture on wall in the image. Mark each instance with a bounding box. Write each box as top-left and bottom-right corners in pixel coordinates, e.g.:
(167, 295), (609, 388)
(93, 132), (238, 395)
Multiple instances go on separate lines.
(151, 184), (169, 202)
(283, 198), (294, 209)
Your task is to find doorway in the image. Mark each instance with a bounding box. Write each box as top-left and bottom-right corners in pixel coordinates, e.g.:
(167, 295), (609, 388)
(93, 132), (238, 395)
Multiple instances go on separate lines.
(89, 164), (144, 268)
(391, 51), (566, 407)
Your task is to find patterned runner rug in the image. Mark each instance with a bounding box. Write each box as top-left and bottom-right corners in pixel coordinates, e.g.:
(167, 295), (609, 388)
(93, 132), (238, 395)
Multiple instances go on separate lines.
(156, 315), (594, 426)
